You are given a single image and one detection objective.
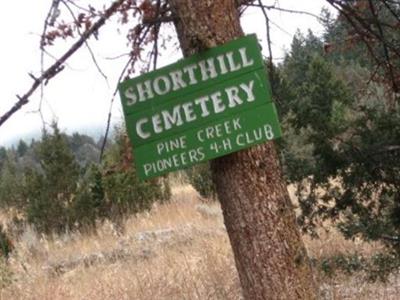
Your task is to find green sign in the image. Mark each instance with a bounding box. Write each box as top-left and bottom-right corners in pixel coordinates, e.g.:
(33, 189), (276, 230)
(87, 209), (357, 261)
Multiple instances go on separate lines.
(119, 34), (281, 180)
(134, 103), (281, 179)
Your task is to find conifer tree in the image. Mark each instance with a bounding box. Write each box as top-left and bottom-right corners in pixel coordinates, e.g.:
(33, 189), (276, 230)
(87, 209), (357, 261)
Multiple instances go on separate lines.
(25, 122), (80, 233)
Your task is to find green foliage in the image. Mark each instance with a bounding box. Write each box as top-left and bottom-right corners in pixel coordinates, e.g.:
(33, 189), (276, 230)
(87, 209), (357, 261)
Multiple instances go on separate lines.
(69, 133), (96, 152)
(317, 251), (400, 282)
(0, 154), (23, 209)
(277, 21), (400, 258)
(0, 225), (13, 259)
(0, 226), (14, 288)
(0, 147), (6, 164)
(100, 131), (171, 222)
(16, 140), (28, 158)
(332, 107), (400, 244)
(24, 123), (80, 234)
(0, 124), (171, 234)
(67, 133), (100, 167)
(186, 163), (216, 200)
(278, 115), (315, 183)
(22, 125), (170, 233)
(278, 47), (351, 183)
(71, 164), (106, 229)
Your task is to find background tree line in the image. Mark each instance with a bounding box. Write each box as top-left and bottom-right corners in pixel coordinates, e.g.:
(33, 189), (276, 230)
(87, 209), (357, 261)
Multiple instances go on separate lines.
(0, 123), (170, 234)
(189, 2), (400, 278)
(0, 0), (399, 284)
(277, 5), (400, 251)
(1, 1), (399, 249)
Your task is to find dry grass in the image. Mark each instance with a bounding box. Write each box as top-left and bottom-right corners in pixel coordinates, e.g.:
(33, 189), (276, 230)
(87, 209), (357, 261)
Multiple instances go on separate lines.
(0, 184), (399, 299)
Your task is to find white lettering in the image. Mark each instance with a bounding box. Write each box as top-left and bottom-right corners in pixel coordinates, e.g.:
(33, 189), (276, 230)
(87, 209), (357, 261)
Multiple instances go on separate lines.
(264, 124), (274, 139)
(137, 80), (154, 102)
(236, 133), (245, 146)
(144, 163), (152, 176)
(233, 118), (241, 130)
(125, 87), (137, 106)
(197, 129), (205, 142)
(182, 102), (197, 122)
(136, 118), (150, 139)
(162, 106), (183, 130)
(216, 55), (228, 75)
(169, 70), (187, 91)
(223, 120), (232, 134)
(199, 58), (218, 81)
(153, 75), (171, 95)
(183, 64), (198, 85)
(226, 51), (241, 71)
(225, 86), (243, 108)
(152, 114), (163, 133)
(157, 136), (187, 155)
(210, 91), (225, 113)
(195, 96), (211, 117)
(240, 80), (255, 102)
(239, 47), (254, 67)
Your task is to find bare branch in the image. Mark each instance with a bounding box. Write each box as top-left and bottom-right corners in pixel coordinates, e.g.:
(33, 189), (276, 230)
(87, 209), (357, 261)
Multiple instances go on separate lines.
(99, 0), (171, 160)
(42, 47), (82, 71)
(104, 52), (131, 60)
(236, 0), (256, 7)
(268, 19), (293, 37)
(249, 3), (324, 21)
(257, 1), (273, 63)
(326, 0), (400, 57)
(325, 0), (400, 108)
(64, 0), (99, 16)
(0, 0), (125, 128)
(142, 15), (175, 26)
(40, 0), (61, 49)
(99, 56), (134, 162)
(367, 0), (398, 94)
(61, 0), (109, 83)
(382, 0), (400, 23)
(148, 0), (162, 71)
(39, 0), (62, 129)
(257, 0), (274, 93)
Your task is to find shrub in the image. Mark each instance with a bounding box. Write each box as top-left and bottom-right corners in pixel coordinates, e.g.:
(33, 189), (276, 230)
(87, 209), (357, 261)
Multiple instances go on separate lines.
(23, 123), (79, 234)
(2, 124), (171, 234)
(317, 251), (400, 282)
(71, 164), (106, 229)
(100, 130), (171, 223)
(0, 153), (24, 209)
(0, 225), (14, 288)
(186, 163), (217, 200)
(0, 225), (13, 259)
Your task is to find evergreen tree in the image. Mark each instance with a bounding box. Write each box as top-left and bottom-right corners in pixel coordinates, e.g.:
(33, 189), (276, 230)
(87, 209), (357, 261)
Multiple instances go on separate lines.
(101, 131), (171, 223)
(0, 147), (6, 169)
(24, 123), (80, 233)
(72, 164), (106, 229)
(0, 152), (23, 208)
(16, 140), (28, 158)
(278, 24), (400, 255)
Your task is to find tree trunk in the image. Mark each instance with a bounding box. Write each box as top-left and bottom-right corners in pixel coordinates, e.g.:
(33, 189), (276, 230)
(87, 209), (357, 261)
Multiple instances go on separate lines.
(168, 0), (318, 299)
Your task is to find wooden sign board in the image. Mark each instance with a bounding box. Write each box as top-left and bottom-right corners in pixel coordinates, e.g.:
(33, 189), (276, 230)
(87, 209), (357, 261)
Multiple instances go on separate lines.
(118, 34), (281, 180)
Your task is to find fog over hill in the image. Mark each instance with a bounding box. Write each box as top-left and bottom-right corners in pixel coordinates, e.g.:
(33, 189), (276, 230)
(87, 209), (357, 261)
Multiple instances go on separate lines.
(1, 124), (111, 148)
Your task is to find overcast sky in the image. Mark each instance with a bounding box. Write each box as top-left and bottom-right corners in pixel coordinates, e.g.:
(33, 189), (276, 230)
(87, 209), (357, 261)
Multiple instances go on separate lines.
(0, 0), (334, 146)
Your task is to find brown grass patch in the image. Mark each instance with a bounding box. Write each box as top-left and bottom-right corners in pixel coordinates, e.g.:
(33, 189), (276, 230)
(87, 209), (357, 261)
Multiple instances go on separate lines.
(0, 184), (399, 299)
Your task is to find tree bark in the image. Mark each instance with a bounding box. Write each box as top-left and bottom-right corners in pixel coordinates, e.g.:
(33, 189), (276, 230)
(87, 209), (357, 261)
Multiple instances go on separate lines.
(168, 0), (318, 299)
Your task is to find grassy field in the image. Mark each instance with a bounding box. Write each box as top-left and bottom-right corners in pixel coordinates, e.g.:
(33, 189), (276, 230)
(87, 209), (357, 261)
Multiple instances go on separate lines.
(0, 184), (399, 299)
